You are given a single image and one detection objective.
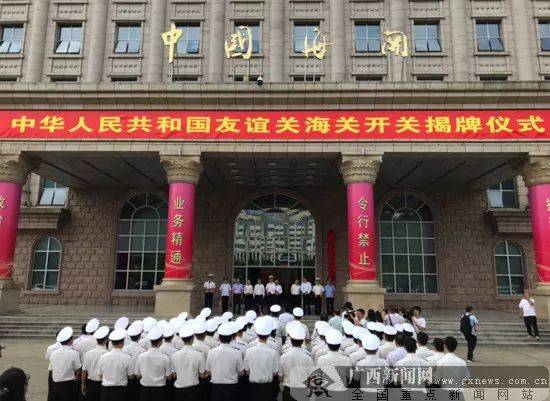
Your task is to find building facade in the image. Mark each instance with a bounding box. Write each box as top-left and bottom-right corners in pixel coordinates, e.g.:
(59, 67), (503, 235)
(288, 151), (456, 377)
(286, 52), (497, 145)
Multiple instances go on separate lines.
(1, 0), (550, 317)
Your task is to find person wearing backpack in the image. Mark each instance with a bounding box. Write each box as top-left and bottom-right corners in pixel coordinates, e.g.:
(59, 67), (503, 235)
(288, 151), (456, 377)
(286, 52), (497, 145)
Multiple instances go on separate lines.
(460, 306), (478, 362)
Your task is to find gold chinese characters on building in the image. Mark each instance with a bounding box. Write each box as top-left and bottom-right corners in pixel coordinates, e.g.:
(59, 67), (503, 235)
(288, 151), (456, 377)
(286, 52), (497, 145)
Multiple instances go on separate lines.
(225, 26), (254, 60)
(162, 23), (183, 64)
(381, 31), (409, 58)
(303, 28), (331, 60)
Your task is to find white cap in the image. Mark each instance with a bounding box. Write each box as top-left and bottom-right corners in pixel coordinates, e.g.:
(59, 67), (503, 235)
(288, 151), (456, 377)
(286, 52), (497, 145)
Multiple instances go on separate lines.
(200, 308), (212, 318)
(402, 323), (415, 333)
(157, 320), (169, 331)
(383, 326), (397, 336)
(163, 325), (175, 338)
(226, 321), (239, 335)
(270, 304), (281, 313)
(194, 321), (207, 335)
(114, 317), (129, 330)
(279, 313), (295, 324)
(206, 319), (219, 333)
(178, 312), (189, 321)
(292, 307), (304, 318)
(85, 318), (100, 334)
(147, 326), (164, 341)
(353, 326), (369, 340)
(179, 323), (195, 339)
(245, 310), (257, 322)
(366, 322), (377, 332)
(395, 324), (403, 332)
(194, 315), (206, 324)
(325, 329), (344, 345)
(235, 316), (248, 331)
(361, 334), (381, 351)
(93, 326), (110, 340)
(143, 317), (157, 332)
(254, 316), (274, 336)
(314, 321), (330, 337)
(109, 328), (127, 342)
(127, 321), (143, 337)
(286, 321), (306, 340)
(222, 311), (233, 322)
(57, 327), (73, 343)
(374, 322), (385, 333)
(217, 322), (235, 337)
(342, 320), (355, 335)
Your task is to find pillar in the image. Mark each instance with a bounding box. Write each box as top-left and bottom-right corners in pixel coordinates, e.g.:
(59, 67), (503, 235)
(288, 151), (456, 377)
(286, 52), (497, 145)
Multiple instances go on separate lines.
(268, 0), (284, 82)
(523, 156), (550, 320)
(329, 0), (345, 82)
(340, 155), (386, 311)
(0, 155), (34, 313)
(154, 156), (201, 316)
(449, 0), (469, 81)
(147, 0), (167, 83)
(388, 0), (405, 81)
(207, 0), (225, 82)
(24, 0), (50, 82)
(83, 0), (109, 83)
(511, 0), (535, 81)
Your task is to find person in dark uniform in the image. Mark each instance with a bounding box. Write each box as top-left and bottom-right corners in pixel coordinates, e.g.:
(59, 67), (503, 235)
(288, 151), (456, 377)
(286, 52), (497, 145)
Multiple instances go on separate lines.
(48, 327), (81, 401)
(98, 328), (134, 401)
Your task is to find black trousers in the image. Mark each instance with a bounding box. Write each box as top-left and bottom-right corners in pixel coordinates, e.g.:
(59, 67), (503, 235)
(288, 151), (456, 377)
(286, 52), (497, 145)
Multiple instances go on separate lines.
(86, 380), (102, 401)
(248, 382), (273, 401)
(326, 297), (334, 315)
(205, 292), (214, 308)
(199, 375), (210, 401)
(283, 386), (308, 401)
(292, 294), (301, 309)
(101, 386), (128, 401)
(210, 383), (238, 401)
(244, 294), (253, 311)
(303, 294), (312, 315)
(254, 295), (264, 312)
(524, 315), (540, 337)
(222, 296), (229, 312)
(233, 294), (242, 314)
(314, 295), (322, 315)
(174, 385), (201, 401)
(464, 333), (477, 361)
(51, 380), (78, 401)
(140, 386), (168, 401)
(128, 377), (141, 401)
(47, 373), (54, 401)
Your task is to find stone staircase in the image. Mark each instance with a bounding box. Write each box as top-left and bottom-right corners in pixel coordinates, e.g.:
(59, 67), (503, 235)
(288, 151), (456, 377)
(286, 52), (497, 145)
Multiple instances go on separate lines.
(0, 314), (548, 346)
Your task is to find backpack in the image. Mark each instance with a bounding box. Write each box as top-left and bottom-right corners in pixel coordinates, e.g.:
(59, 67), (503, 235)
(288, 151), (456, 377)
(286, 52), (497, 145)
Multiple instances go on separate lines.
(460, 314), (472, 336)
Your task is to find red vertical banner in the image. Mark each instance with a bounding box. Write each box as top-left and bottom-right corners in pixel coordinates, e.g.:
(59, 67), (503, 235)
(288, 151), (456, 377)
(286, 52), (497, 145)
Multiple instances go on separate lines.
(164, 182), (196, 280)
(327, 229), (336, 283)
(347, 183), (377, 281)
(529, 184), (550, 283)
(0, 182), (22, 279)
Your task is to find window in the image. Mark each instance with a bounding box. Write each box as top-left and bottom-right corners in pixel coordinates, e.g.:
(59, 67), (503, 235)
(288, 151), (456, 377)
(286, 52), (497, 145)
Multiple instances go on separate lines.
(115, 193), (167, 290)
(0, 77), (17, 82)
(293, 75), (321, 82)
(0, 25), (23, 54)
(476, 21), (504, 51)
(294, 22), (319, 53)
(355, 75), (384, 82)
(479, 75), (508, 82)
(172, 75), (200, 82)
(115, 24), (142, 54)
(487, 179), (517, 209)
(355, 22), (381, 53)
(55, 24), (82, 54)
(30, 237), (61, 290)
(380, 194), (437, 294)
(494, 241), (525, 295)
(234, 74), (260, 82)
(233, 22), (261, 54)
(50, 76), (78, 83)
(39, 179), (67, 206)
(539, 21), (550, 51)
(176, 23), (201, 54)
(413, 22), (441, 52)
(416, 75), (445, 81)
(111, 76), (138, 82)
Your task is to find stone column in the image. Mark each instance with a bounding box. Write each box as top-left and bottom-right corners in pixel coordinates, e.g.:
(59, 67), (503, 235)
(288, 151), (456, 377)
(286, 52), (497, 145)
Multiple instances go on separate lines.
(154, 156), (201, 316)
(340, 155), (386, 311)
(523, 156), (550, 320)
(449, 0), (469, 81)
(330, 0), (345, 82)
(0, 155), (34, 313)
(83, 0), (109, 83)
(207, 0), (225, 82)
(388, 0), (405, 81)
(268, 0), (284, 82)
(24, 0), (50, 82)
(147, 0), (167, 83)
(511, 0), (535, 81)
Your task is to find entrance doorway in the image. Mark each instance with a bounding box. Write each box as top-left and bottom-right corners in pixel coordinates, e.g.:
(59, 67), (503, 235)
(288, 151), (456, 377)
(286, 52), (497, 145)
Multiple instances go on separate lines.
(233, 193), (316, 307)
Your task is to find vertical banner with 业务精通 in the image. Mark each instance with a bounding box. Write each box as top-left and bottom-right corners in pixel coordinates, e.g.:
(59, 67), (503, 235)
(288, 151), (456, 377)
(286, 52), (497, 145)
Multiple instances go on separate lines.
(529, 184), (550, 283)
(0, 182), (22, 279)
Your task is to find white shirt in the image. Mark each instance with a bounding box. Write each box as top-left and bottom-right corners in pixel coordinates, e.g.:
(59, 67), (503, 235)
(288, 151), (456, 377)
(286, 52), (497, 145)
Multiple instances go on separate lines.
(205, 335), (219, 348)
(45, 342), (61, 360)
(244, 343), (279, 383)
(290, 284), (301, 295)
(317, 351), (352, 392)
(395, 353), (429, 367)
(378, 341), (396, 360)
(98, 348), (134, 387)
(203, 281), (216, 291)
(192, 340), (210, 361)
(328, 316), (343, 332)
(49, 345), (82, 382)
(74, 335), (97, 362)
(519, 298), (537, 317)
(356, 354), (389, 368)
(244, 284), (254, 295)
(413, 316), (427, 331)
(253, 283), (265, 296)
(427, 352), (445, 366)
(172, 345), (205, 388)
(220, 283), (231, 297)
(385, 313), (405, 326)
(206, 344), (245, 384)
(312, 285), (324, 296)
(300, 282), (312, 294)
(275, 284), (283, 295)
(278, 347), (314, 388)
(160, 342), (178, 357)
(434, 353), (470, 388)
(349, 347), (367, 367)
(416, 346), (435, 360)
(136, 348), (173, 387)
(123, 341), (146, 368)
(266, 282), (277, 295)
(83, 345), (107, 381)
(386, 346), (407, 367)
(343, 343), (360, 356)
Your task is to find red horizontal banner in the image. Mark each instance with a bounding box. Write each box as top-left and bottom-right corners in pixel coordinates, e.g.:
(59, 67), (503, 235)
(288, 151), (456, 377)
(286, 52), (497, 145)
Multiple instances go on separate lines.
(0, 110), (549, 141)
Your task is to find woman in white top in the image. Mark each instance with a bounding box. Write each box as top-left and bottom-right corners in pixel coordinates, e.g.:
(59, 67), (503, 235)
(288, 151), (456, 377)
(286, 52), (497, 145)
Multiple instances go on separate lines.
(412, 306), (427, 333)
(243, 280), (254, 311)
(253, 279), (265, 313)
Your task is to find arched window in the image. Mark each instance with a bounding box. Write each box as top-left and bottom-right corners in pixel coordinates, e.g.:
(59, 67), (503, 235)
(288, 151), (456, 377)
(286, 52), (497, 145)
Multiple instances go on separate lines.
(115, 193), (167, 290)
(30, 237), (61, 290)
(494, 241), (525, 295)
(379, 194), (437, 293)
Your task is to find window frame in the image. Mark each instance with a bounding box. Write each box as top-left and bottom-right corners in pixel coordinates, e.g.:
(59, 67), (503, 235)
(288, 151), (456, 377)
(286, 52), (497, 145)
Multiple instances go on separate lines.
(29, 236), (62, 291)
(539, 20), (550, 51)
(0, 24), (24, 54)
(114, 23), (142, 54)
(175, 22), (201, 55)
(293, 21), (321, 54)
(475, 20), (504, 52)
(413, 21), (442, 53)
(354, 21), (382, 53)
(55, 23), (83, 54)
(39, 178), (68, 207)
(487, 178), (518, 209)
(494, 241), (525, 296)
(232, 21), (261, 55)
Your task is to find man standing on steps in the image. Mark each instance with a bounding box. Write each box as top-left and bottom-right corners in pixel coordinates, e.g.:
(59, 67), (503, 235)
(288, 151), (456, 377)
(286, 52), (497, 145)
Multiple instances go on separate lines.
(460, 305), (478, 363)
(232, 277), (244, 315)
(519, 291), (540, 340)
(204, 273), (216, 309)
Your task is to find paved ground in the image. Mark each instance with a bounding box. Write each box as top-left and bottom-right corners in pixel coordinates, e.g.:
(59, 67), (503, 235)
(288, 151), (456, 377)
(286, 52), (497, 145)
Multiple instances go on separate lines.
(1, 339), (549, 401)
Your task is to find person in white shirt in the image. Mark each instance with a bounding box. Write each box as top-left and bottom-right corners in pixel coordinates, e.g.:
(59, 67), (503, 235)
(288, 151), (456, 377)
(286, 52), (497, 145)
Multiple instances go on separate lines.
(300, 278), (312, 315)
(426, 337), (446, 366)
(123, 321), (145, 400)
(290, 279), (301, 309)
(49, 327), (82, 401)
(412, 306), (427, 332)
(74, 318), (100, 364)
(220, 278), (232, 313)
(253, 279), (265, 313)
(384, 306), (405, 326)
(355, 335), (389, 391)
(81, 326), (109, 401)
(205, 322), (245, 401)
(274, 280), (283, 306)
(312, 278), (325, 315)
(434, 337), (469, 390)
(317, 329), (352, 393)
(204, 273), (216, 308)
(45, 330), (62, 401)
(243, 279), (254, 311)
(378, 326), (397, 359)
(519, 291), (540, 339)
(415, 332), (435, 360)
(98, 328), (135, 401)
(394, 337), (429, 390)
(135, 327), (173, 401)
(292, 307), (310, 341)
(159, 325), (178, 358)
(265, 275), (277, 309)
(328, 308), (343, 332)
(245, 317), (280, 401)
(172, 324), (206, 401)
(386, 333), (407, 367)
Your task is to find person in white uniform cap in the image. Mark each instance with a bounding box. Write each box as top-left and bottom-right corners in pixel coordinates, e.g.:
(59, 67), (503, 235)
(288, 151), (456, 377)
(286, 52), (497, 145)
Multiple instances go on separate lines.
(269, 304), (283, 337)
(49, 326), (81, 401)
(204, 319), (220, 348)
(402, 322), (416, 338)
(97, 328), (134, 401)
(135, 326), (173, 401)
(205, 321), (245, 401)
(74, 318), (100, 362)
(140, 317), (157, 350)
(191, 321), (210, 358)
(316, 329), (351, 392)
(115, 317), (129, 330)
(349, 328), (370, 367)
(340, 320), (355, 352)
(244, 316), (280, 401)
(355, 334), (389, 391)
(45, 329), (62, 401)
(278, 321), (314, 401)
(81, 325), (109, 401)
(160, 325), (178, 357)
(292, 307), (310, 341)
(378, 325), (397, 360)
(231, 318), (249, 357)
(172, 323), (206, 401)
(123, 321), (145, 400)
(342, 326), (362, 356)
